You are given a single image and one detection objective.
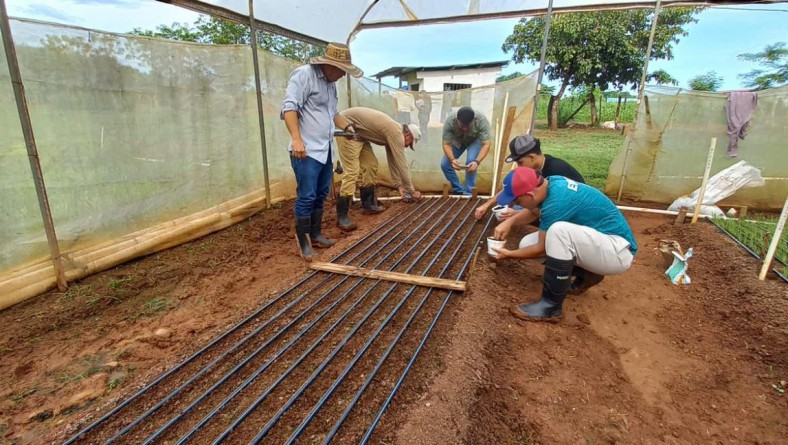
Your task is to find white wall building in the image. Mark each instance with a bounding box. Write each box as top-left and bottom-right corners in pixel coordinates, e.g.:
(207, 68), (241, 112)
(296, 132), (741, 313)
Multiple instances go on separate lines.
(371, 61), (508, 92)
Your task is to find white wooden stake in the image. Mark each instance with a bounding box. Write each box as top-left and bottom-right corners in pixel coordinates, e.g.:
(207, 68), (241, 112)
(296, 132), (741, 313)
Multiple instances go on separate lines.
(759, 193), (788, 280)
(691, 137), (717, 224)
(491, 92), (509, 196)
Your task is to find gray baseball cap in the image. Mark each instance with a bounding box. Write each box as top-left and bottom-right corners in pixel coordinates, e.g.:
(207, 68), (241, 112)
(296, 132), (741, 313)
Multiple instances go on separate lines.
(505, 135), (540, 163)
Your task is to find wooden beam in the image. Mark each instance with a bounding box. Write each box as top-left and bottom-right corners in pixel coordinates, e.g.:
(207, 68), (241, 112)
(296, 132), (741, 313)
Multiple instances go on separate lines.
(309, 262), (466, 292)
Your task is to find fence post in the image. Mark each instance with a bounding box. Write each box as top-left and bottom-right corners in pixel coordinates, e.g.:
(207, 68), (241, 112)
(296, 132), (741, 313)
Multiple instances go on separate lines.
(691, 137), (717, 224)
(1, 1), (67, 291)
(759, 193), (788, 281)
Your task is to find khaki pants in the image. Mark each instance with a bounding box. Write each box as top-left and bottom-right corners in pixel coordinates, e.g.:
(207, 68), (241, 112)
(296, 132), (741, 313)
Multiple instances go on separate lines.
(336, 137), (378, 197)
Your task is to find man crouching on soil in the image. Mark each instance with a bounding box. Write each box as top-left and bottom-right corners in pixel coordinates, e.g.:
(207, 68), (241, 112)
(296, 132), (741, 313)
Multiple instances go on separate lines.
(491, 167), (638, 322)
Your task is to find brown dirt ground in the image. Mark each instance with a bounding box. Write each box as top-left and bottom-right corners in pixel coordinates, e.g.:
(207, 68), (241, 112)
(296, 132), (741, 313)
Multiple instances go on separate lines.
(1, 202), (786, 444)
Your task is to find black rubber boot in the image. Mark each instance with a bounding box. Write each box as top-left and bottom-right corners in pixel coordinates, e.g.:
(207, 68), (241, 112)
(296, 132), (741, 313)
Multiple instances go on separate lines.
(310, 210), (335, 248)
(294, 216), (313, 261)
(360, 186), (384, 215)
(510, 256), (574, 322)
(568, 266), (604, 295)
(336, 196), (357, 232)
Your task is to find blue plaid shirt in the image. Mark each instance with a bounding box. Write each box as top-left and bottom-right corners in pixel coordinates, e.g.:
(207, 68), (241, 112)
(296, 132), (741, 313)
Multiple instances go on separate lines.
(280, 64), (338, 164)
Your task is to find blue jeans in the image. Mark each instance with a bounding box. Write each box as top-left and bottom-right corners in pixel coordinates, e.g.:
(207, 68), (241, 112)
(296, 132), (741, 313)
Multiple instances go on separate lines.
(290, 152), (333, 217)
(441, 140), (481, 195)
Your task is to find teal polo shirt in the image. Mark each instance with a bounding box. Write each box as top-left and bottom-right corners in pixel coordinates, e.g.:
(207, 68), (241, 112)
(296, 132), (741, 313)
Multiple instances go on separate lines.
(539, 176), (638, 255)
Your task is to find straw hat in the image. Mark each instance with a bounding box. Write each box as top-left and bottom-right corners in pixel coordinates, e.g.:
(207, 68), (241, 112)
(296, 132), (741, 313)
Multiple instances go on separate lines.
(310, 42), (363, 78)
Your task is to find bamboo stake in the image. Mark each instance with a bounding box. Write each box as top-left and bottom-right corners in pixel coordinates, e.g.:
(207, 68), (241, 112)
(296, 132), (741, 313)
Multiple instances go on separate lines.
(491, 92), (509, 196)
(309, 262), (466, 292)
(759, 193), (788, 281)
(691, 137), (717, 224)
(1, 1), (67, 291)
(497, 106), (517, 190)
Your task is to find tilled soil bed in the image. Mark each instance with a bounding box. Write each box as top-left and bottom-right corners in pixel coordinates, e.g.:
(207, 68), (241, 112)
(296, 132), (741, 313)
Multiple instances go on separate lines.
(1, 200), (785, 444)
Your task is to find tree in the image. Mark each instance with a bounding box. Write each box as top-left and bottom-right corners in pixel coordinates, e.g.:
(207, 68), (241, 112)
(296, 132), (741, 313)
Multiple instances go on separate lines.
(131, 16), (323, 62)
(648, 69), (679, 86)
(496, 72), (525, 83)
(502, 8), (698, 130)
(688, 71), (723, 91)
(737, 42), (788, 90)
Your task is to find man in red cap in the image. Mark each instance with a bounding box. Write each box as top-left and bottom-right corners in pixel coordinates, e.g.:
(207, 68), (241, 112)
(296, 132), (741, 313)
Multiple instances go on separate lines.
(492, 167), (638, 322)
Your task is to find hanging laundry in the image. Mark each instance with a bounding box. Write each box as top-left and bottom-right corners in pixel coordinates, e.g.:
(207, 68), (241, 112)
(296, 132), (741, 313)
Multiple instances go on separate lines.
(724, 91), (758, 157)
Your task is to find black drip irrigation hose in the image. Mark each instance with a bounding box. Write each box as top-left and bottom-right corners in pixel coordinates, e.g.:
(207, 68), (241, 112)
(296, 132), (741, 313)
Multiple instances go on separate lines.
(359, 211), (495, 445)
(63, 198), (433, 445)
(290, 199), (484, 444)
(707, 218), (787, 283)
(249, 199), (481, 444)
(213, 198), (468, 444)
(104, 199), (444, 444)
(164, 198), (458, 444)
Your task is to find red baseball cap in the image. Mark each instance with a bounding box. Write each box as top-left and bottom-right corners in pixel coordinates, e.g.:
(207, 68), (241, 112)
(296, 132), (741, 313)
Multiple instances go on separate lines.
(497, 167), (542, 205)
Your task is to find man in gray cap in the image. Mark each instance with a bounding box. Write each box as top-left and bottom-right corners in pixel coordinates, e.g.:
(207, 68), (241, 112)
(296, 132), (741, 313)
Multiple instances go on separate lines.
(440, 106), (491, 195)
(474, 134), (584, 221)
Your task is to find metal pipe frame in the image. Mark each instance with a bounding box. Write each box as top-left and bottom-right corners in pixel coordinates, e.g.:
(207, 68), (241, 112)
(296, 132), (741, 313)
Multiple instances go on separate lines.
(0, 0), (67, 291)
(529, 0), (554, 135)
(248, 0), (272, 209)
(64, 198), (434, 444)
(616, 0), (662, 201)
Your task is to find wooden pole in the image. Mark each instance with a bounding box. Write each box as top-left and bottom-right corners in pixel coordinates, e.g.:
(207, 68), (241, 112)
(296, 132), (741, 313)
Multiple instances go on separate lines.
(529, 0), (554, 135)
(248, 0), (272, 210)
(1, 1), (67, 291)
(691, 137), (717, 224)
(759, 193), (788, 281)
(615, 96), (622, 123)
(491, 92), (510, 196)
(310, 262), (466, 292)
(496, 106), (517, 190)
(617, 0), (662, 201)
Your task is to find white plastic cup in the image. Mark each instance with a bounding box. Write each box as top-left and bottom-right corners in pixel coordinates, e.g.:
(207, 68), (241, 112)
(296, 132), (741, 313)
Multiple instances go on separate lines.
(491, 205), (509, 221)
(487, 237), (505, 257)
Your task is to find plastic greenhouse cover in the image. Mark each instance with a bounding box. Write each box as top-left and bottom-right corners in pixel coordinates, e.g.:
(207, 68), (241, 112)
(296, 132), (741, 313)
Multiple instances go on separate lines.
(177, 1), (781, 45)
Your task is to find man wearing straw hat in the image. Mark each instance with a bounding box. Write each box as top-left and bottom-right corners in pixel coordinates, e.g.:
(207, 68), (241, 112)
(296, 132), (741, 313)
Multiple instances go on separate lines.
(281, 42), (363, 261)
(334, 106), (423, 231)
(491, 167), (637, 322)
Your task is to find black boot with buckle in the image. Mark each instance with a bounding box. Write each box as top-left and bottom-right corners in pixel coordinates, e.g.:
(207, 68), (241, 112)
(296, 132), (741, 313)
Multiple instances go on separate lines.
(360, 186), (384, 215)
(510, 256), (574, 322)
(310, 209), (335, 248)
(294, 216), (313, 261)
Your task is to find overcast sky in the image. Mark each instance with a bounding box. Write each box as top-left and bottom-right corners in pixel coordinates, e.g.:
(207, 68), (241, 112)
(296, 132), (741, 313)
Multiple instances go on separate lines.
(5, 0), (787, 91)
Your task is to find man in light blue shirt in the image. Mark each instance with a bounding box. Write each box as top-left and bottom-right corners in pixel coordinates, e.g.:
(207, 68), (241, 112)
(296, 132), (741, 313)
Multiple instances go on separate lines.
(492, 168), (637, 322)
(281, 43), (362, 261)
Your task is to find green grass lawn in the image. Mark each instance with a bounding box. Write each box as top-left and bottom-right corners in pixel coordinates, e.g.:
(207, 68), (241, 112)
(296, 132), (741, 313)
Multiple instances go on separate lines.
(532, 125), (625, 190)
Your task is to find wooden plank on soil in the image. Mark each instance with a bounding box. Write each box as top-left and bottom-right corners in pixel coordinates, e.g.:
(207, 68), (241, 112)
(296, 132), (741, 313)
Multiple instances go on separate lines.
(309, 262), (466, 292)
